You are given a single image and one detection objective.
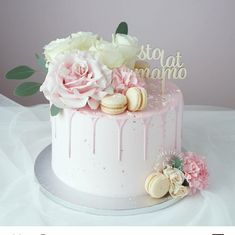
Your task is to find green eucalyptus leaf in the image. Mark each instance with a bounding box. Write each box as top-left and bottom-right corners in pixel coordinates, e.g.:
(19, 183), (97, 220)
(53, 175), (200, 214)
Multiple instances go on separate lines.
(172, 157), (183, 171)
(115, 22), (128, 35)
(35, 53), (48, 73)
(5, 65), (35, 80)
(14, 82), (41, 96)
(50, 104), (62, 116)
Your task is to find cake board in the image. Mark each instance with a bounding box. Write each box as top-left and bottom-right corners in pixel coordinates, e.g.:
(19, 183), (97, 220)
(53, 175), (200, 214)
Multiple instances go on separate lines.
(34, 145), (182, 216)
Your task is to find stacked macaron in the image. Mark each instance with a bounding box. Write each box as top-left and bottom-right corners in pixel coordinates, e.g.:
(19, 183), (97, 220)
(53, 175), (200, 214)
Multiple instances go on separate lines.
(101, 87), (147, 115)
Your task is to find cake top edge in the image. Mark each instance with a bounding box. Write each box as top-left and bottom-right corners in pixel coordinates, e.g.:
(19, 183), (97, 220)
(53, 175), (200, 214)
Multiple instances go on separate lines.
(60, 79), (182, 119)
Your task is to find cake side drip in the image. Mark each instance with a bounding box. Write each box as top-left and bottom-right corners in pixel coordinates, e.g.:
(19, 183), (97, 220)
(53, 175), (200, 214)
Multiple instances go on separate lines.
(51, 80), (183, 197)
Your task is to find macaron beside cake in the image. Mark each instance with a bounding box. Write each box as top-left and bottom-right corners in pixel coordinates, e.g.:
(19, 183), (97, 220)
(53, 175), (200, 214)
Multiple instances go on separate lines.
(145, 172), (170, 199)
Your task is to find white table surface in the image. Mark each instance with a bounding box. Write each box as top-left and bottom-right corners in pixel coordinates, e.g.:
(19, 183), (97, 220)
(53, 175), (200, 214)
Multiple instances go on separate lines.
(0, 93), (234, 226)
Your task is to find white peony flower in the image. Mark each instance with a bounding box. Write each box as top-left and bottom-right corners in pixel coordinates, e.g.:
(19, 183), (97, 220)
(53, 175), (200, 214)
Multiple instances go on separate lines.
(112, 33), (139, 69)
(162, 165), (189, 199)
(44, 37), (71, 66)
(163, 165), (185, 185)
(70, 32), (99, 51)
(90, 34), (139, 69)
(44, 32), (99, 66)
(169, 184), (189, 199)
(90, 40), (124, 69)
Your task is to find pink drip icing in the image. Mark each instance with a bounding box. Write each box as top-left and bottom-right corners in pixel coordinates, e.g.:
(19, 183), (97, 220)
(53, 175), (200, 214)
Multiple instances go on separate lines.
(142, 117), (152, 160)
(91, 117), (99, 154)
(116, 119), (127, 161)
(68, 111), (77, 159)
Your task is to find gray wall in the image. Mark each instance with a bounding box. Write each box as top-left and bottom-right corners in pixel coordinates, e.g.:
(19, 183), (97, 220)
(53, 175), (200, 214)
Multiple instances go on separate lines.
(0, 0), (234, 107)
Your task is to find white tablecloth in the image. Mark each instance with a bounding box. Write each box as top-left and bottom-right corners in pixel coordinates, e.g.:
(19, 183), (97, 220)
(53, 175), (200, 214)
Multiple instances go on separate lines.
(0, 93), (234, 226)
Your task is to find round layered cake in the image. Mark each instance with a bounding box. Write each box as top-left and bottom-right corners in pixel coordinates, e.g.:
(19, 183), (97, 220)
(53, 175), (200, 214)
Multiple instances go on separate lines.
(6, 22), (209, 209)
(51, 80), (183, 198)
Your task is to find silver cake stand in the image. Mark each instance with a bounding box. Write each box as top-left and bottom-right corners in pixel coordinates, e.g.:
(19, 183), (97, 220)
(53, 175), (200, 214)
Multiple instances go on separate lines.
(34, 145), (182, 216)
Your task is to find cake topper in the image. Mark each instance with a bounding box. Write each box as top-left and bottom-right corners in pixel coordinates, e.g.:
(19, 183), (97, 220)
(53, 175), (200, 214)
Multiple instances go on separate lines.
(136, 45), (187, 95)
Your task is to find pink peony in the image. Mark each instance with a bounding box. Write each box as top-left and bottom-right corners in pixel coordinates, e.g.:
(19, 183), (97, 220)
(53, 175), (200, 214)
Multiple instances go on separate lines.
(183, 152), (209, 194)
(112, 65), (145, 94)
(40, 51), (113, 110)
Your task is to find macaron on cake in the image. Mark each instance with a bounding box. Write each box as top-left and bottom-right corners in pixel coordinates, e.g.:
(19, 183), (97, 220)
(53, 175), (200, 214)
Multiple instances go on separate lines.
(126, 87), (148, 112)
(101, 93), (127, 115)
(145, 172), (170, 199)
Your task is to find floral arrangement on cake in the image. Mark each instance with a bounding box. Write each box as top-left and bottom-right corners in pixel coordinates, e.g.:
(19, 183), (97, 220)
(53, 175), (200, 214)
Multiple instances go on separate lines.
(4, 21), (209, 201)
(145, 151), (209, 199)
(5, 22), (147, 116)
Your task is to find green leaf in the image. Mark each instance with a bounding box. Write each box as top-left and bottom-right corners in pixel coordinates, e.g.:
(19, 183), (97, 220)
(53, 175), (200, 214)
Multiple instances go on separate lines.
(14, 82), (41, 96)
(5, 65), (35, 80)
(115, 22), (128, 35)
(35, 53), (48, 73)
(50, 104), (62, 116)
(172, 157), (183, 171)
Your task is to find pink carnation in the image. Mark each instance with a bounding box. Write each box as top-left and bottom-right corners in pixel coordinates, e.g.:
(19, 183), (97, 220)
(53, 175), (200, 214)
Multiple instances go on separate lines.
(112, 65), (145, 94)
(183, 152), (209, 194)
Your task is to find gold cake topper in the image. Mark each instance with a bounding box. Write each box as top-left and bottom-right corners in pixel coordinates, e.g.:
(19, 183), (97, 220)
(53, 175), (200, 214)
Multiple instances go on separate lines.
(136, 44), (187, 95)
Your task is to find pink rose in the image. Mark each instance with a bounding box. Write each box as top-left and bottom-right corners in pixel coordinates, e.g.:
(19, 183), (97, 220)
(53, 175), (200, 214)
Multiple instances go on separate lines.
(183, 152), (209, 194)
(112, 65), (145, 94)
(40, 51), (113, 110)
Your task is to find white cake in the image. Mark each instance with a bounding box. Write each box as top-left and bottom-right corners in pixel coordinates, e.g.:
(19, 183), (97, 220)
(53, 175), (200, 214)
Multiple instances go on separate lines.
(37, 24), (190, 200)
(5, 22), (209, 205)
(51, 80), (183, 197)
